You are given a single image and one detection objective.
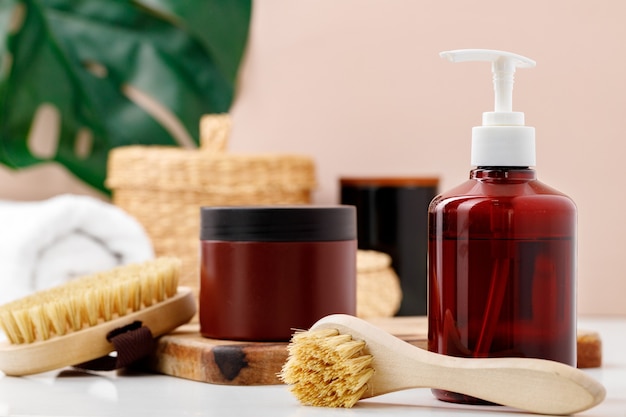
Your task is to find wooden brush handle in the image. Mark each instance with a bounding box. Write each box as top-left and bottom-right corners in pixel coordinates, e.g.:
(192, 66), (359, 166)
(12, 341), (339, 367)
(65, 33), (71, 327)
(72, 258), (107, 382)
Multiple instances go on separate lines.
(313, 314), (605, 415)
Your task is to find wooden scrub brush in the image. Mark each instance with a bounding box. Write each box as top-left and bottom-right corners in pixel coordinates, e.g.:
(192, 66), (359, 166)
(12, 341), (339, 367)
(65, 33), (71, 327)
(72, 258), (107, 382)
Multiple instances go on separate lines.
(0, 257), (196, 376)
(280, 314), (605, 415)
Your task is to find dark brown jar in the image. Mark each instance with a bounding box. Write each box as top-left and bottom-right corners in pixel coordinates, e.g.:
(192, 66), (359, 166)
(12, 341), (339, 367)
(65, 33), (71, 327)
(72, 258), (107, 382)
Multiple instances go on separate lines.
(199, 205), (357, 341)
(340, 177), (439, 315)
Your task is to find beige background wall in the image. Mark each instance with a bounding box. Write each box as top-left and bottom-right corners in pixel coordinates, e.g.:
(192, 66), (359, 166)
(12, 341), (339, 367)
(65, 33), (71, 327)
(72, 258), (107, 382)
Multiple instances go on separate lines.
(1, 1), (624, 315)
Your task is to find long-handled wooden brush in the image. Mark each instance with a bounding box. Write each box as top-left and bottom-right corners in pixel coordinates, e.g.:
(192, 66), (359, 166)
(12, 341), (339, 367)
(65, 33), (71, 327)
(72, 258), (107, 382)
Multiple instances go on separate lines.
(280, 314), (605, 415)
(0, 257), (196, 376)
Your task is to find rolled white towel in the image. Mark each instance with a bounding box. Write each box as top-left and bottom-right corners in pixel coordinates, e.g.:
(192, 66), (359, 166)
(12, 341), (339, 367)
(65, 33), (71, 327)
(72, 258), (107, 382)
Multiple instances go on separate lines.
(0, 194), (154, 305)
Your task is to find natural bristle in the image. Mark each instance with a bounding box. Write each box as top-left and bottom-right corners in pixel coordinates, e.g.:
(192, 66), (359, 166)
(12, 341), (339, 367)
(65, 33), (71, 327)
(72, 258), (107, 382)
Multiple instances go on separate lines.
(279, 327), (374, 408)
(0, 257), (181, 344)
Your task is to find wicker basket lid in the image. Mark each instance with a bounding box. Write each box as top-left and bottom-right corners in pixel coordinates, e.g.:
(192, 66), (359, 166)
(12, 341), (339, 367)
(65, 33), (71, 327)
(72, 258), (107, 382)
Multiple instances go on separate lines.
(106, 114), (317, 193)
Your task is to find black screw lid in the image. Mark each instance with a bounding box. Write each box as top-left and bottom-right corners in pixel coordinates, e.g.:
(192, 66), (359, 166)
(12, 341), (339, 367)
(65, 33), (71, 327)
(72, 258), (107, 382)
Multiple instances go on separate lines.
(200, 205), (356, 242)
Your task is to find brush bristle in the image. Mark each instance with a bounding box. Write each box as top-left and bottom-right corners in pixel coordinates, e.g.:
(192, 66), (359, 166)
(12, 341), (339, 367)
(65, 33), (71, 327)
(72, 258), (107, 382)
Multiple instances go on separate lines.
(279, 327), (375, 408)
(0, 257), (181, 344)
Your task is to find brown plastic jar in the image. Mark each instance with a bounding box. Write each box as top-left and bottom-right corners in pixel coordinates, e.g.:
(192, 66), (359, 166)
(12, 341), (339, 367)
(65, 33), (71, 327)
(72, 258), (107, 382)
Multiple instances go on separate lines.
(199, 205), (357, 341)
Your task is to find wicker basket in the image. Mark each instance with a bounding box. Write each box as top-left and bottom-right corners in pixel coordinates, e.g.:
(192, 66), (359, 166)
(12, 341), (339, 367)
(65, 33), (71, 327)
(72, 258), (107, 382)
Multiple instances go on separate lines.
(356, 250), (402, 318)
(106, 114), (317, 300)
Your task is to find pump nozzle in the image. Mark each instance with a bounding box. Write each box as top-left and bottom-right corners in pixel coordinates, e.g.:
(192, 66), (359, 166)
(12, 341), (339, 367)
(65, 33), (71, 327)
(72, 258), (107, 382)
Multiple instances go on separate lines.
(440, 49), (537, 167)
(440, 50), (535, 114)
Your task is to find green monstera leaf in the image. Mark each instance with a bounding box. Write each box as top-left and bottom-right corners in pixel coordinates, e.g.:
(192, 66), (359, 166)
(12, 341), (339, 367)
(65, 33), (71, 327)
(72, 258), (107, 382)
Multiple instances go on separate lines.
(0, 0), (251, 194)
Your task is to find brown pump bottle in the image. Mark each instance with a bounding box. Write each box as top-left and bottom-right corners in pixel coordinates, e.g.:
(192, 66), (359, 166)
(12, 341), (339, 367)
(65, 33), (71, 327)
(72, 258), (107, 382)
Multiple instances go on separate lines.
(428, 50), (576, 405)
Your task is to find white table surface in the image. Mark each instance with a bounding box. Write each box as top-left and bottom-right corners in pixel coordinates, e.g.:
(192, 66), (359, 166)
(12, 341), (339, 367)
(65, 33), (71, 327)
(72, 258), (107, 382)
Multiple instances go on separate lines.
(0, 316), (623, 417)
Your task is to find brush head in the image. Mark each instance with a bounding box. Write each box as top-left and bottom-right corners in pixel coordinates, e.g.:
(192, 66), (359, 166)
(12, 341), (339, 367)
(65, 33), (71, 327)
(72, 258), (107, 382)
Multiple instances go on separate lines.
(0, 257), (181, 344)
(279, 327), (375, 408)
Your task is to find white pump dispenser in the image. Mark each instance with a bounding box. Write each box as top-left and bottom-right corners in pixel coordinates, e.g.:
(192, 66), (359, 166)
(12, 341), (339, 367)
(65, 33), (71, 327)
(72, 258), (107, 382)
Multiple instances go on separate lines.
(440, 49), (536, 167)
